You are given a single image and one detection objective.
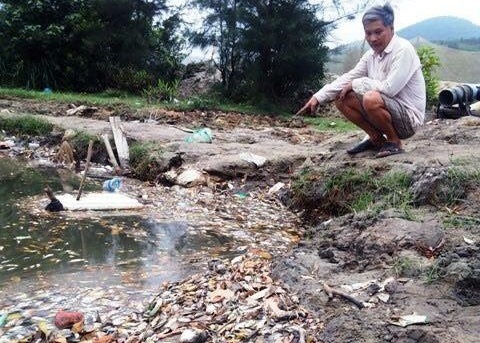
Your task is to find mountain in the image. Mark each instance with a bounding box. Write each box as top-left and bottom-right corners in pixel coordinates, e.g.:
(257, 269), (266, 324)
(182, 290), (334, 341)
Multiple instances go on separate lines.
(397, 16), (480, 41)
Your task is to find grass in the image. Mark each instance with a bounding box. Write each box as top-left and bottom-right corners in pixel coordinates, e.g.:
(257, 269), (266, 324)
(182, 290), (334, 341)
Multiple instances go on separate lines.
(291, 167), (414, 218)
(393, 256), (418, 277)
(304, 117), (358, 133)
(443, 214), (480, 229)
(0, 115), (53, 136)
(441, 166), (480, 205)
(0, 87), (291, 117)
(129, 141), (165, 181)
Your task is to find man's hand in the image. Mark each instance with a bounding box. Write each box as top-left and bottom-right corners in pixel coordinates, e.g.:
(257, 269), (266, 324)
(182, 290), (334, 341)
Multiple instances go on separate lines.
(295, 96), (319, 116)
(338, 81), (353, 101)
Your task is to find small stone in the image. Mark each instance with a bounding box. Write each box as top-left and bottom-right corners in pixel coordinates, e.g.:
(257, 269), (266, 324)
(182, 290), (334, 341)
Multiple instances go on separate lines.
(180, 328), (207, 343)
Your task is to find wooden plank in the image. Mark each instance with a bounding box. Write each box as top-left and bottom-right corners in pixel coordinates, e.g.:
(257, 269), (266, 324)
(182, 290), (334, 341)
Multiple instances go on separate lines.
(101, 133), (121, 171)
(109, 116), (129, 168)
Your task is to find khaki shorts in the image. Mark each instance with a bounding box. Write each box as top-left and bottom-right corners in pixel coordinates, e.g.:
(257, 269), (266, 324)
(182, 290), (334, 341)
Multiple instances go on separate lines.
(380, 95), (415, 139)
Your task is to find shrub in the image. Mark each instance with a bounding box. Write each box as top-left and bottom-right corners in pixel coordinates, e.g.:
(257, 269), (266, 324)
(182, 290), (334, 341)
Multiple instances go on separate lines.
(417, 46), (441, 109)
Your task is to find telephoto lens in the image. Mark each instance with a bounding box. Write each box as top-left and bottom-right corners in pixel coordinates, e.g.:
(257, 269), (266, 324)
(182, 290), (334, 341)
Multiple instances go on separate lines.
(438, 84), (480, 106)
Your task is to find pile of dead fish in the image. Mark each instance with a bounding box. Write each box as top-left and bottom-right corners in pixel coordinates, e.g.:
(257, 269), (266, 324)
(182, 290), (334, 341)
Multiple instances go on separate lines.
(122, 251), (322, 343)
(18, 251), (322, 343)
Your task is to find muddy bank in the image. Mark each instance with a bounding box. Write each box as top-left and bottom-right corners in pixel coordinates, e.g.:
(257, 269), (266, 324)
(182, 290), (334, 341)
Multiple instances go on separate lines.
(274, 117), (480, 342)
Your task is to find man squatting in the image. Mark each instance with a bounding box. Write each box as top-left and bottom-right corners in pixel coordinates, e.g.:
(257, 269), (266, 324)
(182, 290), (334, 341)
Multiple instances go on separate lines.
(298, 3), (426, 158)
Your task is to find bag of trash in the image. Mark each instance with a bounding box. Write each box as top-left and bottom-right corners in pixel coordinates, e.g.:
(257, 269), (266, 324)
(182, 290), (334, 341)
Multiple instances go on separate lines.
(184, 128), (213, 143)
(103, 177), (122, 192)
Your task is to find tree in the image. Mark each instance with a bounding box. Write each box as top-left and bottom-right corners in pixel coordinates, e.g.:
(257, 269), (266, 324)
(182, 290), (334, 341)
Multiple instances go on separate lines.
(0, 0), (184, 92)
(190, 0), (370, 104)
(190, 0), (241, 96)
(239, 0), (328, 101)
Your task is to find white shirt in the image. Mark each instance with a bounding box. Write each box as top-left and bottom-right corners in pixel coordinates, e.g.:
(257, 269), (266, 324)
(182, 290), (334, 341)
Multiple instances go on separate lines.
(313, 35), (426, 128)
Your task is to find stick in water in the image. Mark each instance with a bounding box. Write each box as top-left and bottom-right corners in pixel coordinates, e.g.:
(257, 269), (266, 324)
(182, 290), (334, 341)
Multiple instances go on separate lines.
(76, 140), (94, 201)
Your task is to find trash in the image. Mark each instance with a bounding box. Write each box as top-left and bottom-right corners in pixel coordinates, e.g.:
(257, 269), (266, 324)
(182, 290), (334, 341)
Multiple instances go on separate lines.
(56, 192), (143, 211)
(388, 314), (427, 327)
(180, 329), (207, 343)
(0, 140), (15, 149)
(54, 311), (84, 329)
(239, 152), (267, 167)
(268, 182), (285, 195)
(43, 87), (52, 95)
(464, 236), (475, 245)
(103, 177), (122, 192)
(234, 191), (248, 199)
(45, 186), (64, 212)
(28, 142), (40, 149)
(0, 313), (7, 327)
(176, 169), (205, 187)
(184, 128), (213, 143)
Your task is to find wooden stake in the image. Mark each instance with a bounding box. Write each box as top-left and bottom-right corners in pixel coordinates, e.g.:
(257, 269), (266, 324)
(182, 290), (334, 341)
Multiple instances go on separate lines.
(76, 140), (93, 201)
(101, 133), (121, 171)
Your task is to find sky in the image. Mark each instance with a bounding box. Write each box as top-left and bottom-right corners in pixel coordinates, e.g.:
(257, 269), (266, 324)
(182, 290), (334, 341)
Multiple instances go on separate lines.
(327, 0), (480, 46)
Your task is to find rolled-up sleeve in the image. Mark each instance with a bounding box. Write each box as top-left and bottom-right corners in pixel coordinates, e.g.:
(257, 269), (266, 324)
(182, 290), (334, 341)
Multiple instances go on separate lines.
(313, 53), (369, 103)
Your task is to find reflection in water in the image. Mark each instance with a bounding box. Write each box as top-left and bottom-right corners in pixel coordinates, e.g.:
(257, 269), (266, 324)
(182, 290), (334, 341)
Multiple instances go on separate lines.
(0, 158), (235, 292)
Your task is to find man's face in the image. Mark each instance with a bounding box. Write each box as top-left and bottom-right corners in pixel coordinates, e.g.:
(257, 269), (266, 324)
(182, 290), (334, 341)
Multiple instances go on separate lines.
(364, 20), (394, 54)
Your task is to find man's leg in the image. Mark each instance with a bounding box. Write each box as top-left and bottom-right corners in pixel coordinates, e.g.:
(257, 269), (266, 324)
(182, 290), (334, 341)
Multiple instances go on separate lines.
(361, 91), (401, 147)
(334, 91), (385, 145)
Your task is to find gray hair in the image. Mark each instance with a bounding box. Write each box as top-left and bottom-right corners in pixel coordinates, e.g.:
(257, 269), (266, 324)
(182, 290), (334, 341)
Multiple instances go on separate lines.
(362, 3), (394, 27)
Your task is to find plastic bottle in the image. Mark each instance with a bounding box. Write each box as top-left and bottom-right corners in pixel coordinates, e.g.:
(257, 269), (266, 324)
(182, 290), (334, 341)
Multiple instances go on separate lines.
(103, 177), (122, 192)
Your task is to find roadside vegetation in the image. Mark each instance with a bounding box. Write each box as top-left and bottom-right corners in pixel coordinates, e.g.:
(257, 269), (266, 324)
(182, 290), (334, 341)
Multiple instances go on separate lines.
(0, 115), (53, 136)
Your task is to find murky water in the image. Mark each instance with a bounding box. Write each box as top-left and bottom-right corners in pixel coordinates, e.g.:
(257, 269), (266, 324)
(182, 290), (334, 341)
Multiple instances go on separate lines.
(0, 157), (239, 340)
(0, 156), (301, 341)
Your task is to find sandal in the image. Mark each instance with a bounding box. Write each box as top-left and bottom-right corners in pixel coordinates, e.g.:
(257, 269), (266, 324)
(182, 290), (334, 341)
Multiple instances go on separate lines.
(347, 139), (377, 155)
(375, 142), (404, 158)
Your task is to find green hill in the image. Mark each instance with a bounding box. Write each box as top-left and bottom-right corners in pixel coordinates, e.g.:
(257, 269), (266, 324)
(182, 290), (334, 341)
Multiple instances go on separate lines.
(397, 16), (480, 41)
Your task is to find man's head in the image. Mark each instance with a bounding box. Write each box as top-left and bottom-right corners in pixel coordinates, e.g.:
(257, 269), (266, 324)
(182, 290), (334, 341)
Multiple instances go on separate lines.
(362, 4), (394, 54)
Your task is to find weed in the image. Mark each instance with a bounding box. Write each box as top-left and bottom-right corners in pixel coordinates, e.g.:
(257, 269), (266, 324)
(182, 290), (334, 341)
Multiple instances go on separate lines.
(423, 262), (444, 284)
(443, 214), (480, 229)
(0, 115), (53, 136)
(393, 256), (419, 277)
(441, 166), (480, 205)
(304, 117), (358, 133)
(129, 142), (164, 181)
(142, 79), (180, 103)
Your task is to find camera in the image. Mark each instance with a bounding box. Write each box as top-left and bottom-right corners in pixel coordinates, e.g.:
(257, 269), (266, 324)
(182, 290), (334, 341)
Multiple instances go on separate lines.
(437, 84), (480, 119)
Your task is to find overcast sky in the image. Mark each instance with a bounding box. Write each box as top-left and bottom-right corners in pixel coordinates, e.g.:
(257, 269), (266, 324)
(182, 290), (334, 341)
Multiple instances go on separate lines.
(328, 0), (480, 46)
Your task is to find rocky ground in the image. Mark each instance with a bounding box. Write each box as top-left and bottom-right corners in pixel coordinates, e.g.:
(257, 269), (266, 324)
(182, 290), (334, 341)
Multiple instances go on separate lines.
(1, 98), (480, 342)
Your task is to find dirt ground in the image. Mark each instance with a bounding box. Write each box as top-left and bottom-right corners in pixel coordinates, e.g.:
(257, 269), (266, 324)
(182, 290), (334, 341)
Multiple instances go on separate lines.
(1, 98), (480, 342)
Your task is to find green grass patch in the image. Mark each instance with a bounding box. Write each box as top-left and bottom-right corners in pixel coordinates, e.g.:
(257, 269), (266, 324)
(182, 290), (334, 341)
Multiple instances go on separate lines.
(129, 141), (165, 181)
(0, 87), (147, 108)
(0, 115), (53, 136)
(304, 117), (358, 133)
(441, 166), (480, 205)
(291, 167), (414, 218)
(443, 214), (480, 229)
(0, 87), (292, 117)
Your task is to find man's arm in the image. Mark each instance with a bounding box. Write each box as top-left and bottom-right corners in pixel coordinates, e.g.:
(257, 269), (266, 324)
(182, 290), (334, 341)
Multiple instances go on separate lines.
(312, 54), (370, 104)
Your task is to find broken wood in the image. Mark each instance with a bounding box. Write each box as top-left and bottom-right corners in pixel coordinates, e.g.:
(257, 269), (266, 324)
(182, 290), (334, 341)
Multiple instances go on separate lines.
(101, 133), (121, 171)
(109, 116), (129, 168)
(323, 283), (365, 309)
(76, 140), (93, 201)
